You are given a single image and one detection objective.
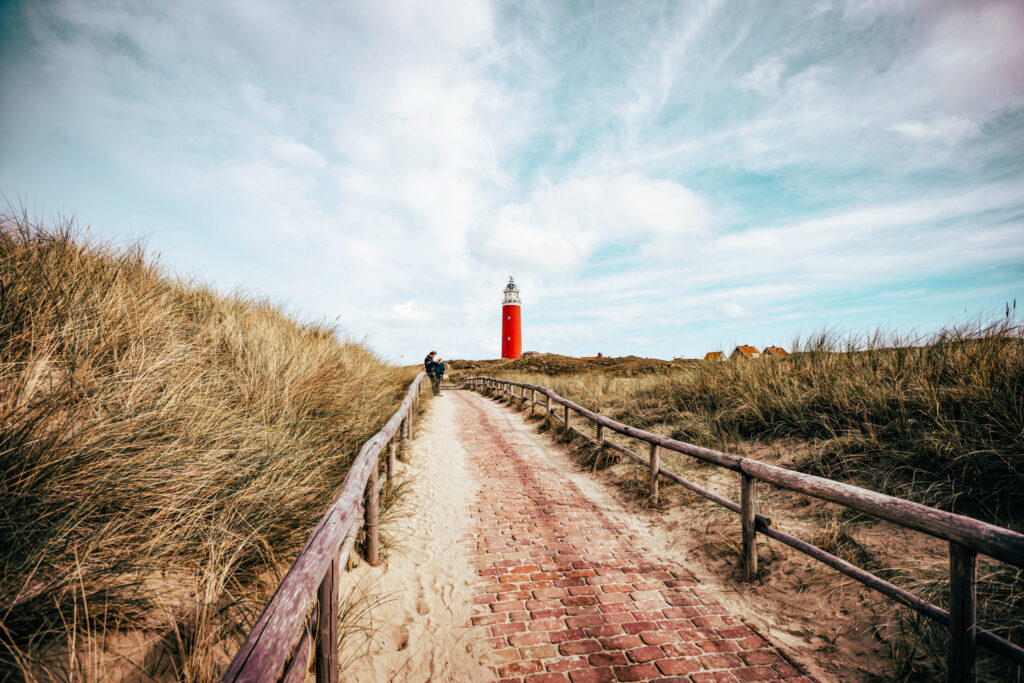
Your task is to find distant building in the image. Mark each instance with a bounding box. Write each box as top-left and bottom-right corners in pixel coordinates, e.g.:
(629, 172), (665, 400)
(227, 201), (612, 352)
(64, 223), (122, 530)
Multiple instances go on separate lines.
(521, 351), (541, 357)
(763, 346), (788, 357)
(501, 277), (522, 359)
(704, 351), (726, 361)
(730, 345), (761, 360)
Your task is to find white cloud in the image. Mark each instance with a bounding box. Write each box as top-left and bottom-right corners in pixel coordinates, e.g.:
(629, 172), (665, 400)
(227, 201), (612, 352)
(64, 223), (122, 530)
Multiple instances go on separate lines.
(378, 300), (431, 325)
(890, 114), (981, 144)
(739, 57), (785, 96)
(915, 1), (1024, 108)
(272, 138), (326, 167)
(2, 0), (1022, 362)
(472, 219), (581, 274)
(470, 172), (715, 275)
(716, 302), (753, 319)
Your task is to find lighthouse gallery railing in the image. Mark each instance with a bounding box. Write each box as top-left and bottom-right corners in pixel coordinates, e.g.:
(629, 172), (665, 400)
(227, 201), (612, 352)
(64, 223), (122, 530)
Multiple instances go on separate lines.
(461, 375), (1024, 683)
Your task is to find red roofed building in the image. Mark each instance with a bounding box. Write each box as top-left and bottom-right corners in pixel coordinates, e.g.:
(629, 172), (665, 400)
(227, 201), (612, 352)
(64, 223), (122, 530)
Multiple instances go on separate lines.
(763, 346), (789, 357)
(704, 351), (726, 361)
(730, 345), (761, 360)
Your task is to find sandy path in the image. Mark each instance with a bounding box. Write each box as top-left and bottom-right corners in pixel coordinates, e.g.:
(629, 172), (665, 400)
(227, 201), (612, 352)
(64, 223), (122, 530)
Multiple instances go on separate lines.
(451, 390), (813, 682)
(334, 390), (815, 682)
(337, 396), (489, 681)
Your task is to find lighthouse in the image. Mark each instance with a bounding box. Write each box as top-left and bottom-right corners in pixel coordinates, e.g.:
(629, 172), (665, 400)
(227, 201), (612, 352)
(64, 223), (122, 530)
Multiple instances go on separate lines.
(501, 277), (522, 359)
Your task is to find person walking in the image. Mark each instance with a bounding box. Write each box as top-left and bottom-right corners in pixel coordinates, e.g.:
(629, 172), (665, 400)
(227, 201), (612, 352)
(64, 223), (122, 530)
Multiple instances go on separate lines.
(424, 351), (442, 396)
(432, 356), (447, 395)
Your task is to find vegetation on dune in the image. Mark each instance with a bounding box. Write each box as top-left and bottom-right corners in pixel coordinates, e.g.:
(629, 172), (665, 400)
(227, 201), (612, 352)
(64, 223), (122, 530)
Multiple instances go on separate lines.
(465, 320), (1023, 680)
(451, 353), (683, 377)
(473, 323), (1024, 523)
(0, 215), (416, 680)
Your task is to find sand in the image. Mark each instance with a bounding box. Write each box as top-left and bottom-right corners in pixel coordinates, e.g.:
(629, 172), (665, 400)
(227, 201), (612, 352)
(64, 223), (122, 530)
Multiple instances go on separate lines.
(335, 396), (489, 682)
(495, 397), (899, 681)
(333, 390), (877, 681)
(495, 408), (833, 681)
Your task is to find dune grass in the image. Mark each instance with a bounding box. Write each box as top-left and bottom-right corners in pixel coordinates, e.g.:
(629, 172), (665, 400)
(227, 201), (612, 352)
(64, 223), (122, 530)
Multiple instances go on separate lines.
(467, 321), (1023, 679)
(479, 322), (1023, 523)
(0, 214), (416, 680)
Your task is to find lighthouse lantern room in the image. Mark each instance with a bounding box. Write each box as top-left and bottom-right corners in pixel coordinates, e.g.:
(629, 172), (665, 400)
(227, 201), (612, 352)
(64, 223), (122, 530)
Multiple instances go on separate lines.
(501, 276), (522, 359)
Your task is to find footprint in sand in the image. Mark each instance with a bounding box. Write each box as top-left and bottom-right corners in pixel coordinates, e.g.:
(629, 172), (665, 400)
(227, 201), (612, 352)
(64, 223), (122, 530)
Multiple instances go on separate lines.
(416, 599), (429, 615)
(393, 623), (410, 651)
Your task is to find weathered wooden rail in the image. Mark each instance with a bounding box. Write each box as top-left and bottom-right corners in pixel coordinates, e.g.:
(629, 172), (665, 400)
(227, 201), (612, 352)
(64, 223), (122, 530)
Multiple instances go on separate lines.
(460, 376), (1024, 683)
(222, 372), (427, 683)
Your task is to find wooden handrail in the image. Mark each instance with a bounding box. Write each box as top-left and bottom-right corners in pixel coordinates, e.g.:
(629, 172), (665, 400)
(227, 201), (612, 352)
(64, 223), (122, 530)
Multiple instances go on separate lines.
(223, 372), (427, 683)
(461, 376), (1024, 682)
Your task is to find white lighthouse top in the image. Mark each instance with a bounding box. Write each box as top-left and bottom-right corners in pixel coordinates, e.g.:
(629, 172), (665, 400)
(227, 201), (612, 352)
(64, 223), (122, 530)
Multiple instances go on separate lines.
(503, 276), (521, 305)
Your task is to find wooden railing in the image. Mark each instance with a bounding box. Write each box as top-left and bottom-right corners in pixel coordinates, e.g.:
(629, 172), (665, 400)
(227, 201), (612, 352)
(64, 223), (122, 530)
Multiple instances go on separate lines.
(222, 372), (427, 683)
(460, 376), (1024, 683)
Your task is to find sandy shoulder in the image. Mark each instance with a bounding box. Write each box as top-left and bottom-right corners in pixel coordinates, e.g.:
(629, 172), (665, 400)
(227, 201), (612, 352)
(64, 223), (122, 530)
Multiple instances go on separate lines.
(336, 395), (488, 682)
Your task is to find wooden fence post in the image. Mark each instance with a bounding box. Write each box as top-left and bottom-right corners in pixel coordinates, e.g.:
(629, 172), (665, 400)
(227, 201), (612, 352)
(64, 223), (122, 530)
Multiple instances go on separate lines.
(387, 439), (396, 483)
(596, 423), (604, 442)
(396, 418), (405, 461)
(531, 388), (536, 414)
(314, 553), (339, 683)
(649, 443), (659, 505)
(545, 394), (551, 423)
(366, 462), (380, 566)
(741, 473), (758, 580)
(949, 542), (977, 683)
(564, 405), (570, 429)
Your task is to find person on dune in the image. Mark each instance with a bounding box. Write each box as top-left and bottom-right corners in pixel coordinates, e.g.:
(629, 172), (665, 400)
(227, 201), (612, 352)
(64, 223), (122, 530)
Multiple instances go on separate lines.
(424, 351), (442, 396)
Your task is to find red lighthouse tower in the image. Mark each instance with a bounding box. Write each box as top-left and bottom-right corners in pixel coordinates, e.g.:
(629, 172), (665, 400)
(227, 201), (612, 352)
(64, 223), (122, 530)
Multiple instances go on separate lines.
(501, 276), (522, 359)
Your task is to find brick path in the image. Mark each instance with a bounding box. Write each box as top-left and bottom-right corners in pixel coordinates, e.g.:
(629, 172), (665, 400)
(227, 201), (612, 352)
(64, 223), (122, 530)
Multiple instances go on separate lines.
(451, 391), (810, 683)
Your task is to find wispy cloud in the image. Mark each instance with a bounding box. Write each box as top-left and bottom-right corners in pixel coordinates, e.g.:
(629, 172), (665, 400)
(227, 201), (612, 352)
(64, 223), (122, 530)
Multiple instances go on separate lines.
(739, 57), (785, 96)
(1, 0), (1022, 361)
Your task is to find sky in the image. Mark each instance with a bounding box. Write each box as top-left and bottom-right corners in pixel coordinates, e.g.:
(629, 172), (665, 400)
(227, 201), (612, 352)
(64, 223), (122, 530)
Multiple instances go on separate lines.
(1, 0), (1023, 362)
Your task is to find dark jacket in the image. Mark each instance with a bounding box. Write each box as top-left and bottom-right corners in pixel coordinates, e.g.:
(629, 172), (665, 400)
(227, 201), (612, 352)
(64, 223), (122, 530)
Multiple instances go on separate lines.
(433, 361), (446, 376)
(424, 355), (436, 373)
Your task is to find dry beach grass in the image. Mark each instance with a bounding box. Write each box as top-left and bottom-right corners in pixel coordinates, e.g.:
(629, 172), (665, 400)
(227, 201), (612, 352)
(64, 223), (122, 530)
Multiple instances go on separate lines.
(0, 214), (417, 680)
(458, 323), (1024, 680)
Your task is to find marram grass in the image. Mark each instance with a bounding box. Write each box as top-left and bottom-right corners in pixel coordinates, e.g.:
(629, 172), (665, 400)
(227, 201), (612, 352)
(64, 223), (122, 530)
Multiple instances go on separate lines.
(474, 320), (1023, 680)
(0, 214), (415, 680)
(486, 322), (1024, 523)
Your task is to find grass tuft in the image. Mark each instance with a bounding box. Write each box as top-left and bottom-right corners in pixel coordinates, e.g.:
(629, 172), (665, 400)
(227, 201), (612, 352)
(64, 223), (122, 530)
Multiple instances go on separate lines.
(0, 213), (416, 680)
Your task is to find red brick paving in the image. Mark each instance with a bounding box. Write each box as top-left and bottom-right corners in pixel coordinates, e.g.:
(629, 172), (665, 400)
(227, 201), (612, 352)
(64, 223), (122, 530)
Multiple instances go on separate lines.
(452, 391), (812, 683)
